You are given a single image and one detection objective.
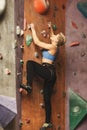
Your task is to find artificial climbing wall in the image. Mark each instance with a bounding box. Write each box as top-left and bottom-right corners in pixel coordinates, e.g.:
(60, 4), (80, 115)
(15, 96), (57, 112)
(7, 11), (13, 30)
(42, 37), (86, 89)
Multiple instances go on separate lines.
(65, 0), (87, 130)
(21, 0), (67, 130)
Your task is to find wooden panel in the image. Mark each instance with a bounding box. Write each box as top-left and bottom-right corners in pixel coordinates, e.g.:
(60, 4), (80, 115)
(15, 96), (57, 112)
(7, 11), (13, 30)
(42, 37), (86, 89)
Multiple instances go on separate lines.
(15, 0), (24, 130)
(21, 0), (67, 130)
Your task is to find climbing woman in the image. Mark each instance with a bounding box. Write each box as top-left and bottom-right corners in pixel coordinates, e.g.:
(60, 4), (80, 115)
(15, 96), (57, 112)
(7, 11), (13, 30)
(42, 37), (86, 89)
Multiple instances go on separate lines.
(20, 22), (66, 130)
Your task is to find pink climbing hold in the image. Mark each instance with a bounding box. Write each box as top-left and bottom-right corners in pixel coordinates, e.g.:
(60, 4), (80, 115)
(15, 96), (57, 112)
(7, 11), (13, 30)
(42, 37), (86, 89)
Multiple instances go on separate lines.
(5, 68), (11, 75)
(19, 88), (23, 93)
(69, 41), (80, 47)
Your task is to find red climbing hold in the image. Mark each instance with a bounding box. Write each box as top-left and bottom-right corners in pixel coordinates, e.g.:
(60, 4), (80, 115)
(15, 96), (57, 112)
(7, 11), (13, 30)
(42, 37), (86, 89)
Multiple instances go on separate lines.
(71, 21), (78, 29)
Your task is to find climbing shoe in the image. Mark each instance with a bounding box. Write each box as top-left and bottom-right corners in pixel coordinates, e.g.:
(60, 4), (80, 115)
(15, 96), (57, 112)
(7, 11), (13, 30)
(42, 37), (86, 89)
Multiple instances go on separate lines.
(20, 84), (32, 93)
(40, 123), (53, 130)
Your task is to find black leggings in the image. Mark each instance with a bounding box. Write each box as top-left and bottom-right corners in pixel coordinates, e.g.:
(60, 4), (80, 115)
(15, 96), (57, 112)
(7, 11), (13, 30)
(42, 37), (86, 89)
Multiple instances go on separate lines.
(26, 60), (56, 123)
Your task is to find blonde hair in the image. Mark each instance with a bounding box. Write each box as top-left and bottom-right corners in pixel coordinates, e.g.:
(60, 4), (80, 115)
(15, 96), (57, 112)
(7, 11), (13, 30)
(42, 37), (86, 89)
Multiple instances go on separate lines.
(57, 32), (66, 46)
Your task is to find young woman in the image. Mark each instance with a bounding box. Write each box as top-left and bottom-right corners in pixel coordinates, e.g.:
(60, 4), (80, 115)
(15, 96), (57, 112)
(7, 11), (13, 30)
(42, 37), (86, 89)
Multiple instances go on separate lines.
(20, 23), (66, 130)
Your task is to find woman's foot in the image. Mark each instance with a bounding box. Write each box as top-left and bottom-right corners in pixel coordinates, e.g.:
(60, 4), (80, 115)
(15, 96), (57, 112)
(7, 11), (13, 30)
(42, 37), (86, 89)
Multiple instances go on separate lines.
(40, 123), (52, 130)
(20, 84), (32, 93)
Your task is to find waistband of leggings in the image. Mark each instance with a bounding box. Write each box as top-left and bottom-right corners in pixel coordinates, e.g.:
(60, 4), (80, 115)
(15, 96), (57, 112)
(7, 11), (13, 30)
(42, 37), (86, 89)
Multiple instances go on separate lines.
(42, 62), (55, 67)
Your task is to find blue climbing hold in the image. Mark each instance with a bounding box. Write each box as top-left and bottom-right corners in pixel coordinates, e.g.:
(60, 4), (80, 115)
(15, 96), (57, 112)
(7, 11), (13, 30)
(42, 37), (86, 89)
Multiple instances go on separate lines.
(77, 1), (87, 18)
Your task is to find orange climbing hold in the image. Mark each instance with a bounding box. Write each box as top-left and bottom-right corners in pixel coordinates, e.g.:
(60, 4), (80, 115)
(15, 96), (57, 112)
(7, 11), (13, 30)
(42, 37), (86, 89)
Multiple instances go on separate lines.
(34, 0), (49, 14)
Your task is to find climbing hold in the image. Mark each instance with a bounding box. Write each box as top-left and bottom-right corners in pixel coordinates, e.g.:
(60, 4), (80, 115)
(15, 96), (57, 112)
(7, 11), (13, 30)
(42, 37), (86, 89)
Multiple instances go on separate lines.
(62, 92), (66, 98)
(17, 72), (21, 76)
(71, 21), (78, 29)
(25, 118), (30, 124)
(69, 89), (87, 130)
(20, 45), (24, 51)
(26, 35), (33, 46)
(0, 53), (3, 60)
(0, 0), (6, 16)
(20, 45), (24, 49)
(20, 30), (24, 36)
(40, 103), (45, 108)
(16, 26), (21, 36)
(19, 88), (23, 93)
(82, 33), (86, 38)
(20, 59), (24, 64)
(57, 114), (60, 119)
(34, 0), (49, 14)
(40, 89), (44, 94)
(73, 72), (76, 76)
(54, 5), (58, 11)
(77, 1), (87, 18)
(52, 24), (57, 30)
(19, 120), (23, 127)
(69, 41), (80, 47)
(13, 40), (18, 49)
(62, 4), (65, 10)
(5, 68), (11, 75)
(80, 52), (86, 57)
(41, 30), (47, 38)
(34, 52), (39, 58)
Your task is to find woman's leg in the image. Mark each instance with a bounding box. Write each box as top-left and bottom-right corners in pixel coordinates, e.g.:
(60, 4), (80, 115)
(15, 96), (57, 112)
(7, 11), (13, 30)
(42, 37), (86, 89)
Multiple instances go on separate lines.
(26, 60), (52, 86)
(43, 75), (56, 123)
(20, 60), (52, 93)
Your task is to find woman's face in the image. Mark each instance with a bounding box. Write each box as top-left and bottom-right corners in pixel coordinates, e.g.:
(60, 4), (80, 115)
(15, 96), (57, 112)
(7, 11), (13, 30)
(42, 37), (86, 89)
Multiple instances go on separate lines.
(50, 34), (59, 43)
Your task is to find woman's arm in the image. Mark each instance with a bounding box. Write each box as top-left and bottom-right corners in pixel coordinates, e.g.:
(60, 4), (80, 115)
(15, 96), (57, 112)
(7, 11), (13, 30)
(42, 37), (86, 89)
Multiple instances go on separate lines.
(30, 23), (53, 50)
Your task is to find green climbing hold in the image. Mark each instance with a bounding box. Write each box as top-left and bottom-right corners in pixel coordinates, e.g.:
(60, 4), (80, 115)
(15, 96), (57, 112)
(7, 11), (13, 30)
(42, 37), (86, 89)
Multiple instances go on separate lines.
(20, 59), (24, 64)
(52, 24), (57, 30)
(69, 89), (87, 130)
(26, 35), (33, 46)
(77, 2), (87, 18)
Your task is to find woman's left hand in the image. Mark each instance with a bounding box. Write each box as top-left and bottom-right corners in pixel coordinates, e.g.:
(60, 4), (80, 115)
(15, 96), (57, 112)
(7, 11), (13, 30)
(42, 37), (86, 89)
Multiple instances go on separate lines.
(30, 23), (34, 30)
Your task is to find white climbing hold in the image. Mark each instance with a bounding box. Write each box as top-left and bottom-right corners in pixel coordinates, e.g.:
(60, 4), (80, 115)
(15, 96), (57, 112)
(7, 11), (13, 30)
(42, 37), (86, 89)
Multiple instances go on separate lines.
(16, 26), (21, 35)
(20, 30), (24, 36)
(34, 52), (39, 58)
(5, 68), (11, 75)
